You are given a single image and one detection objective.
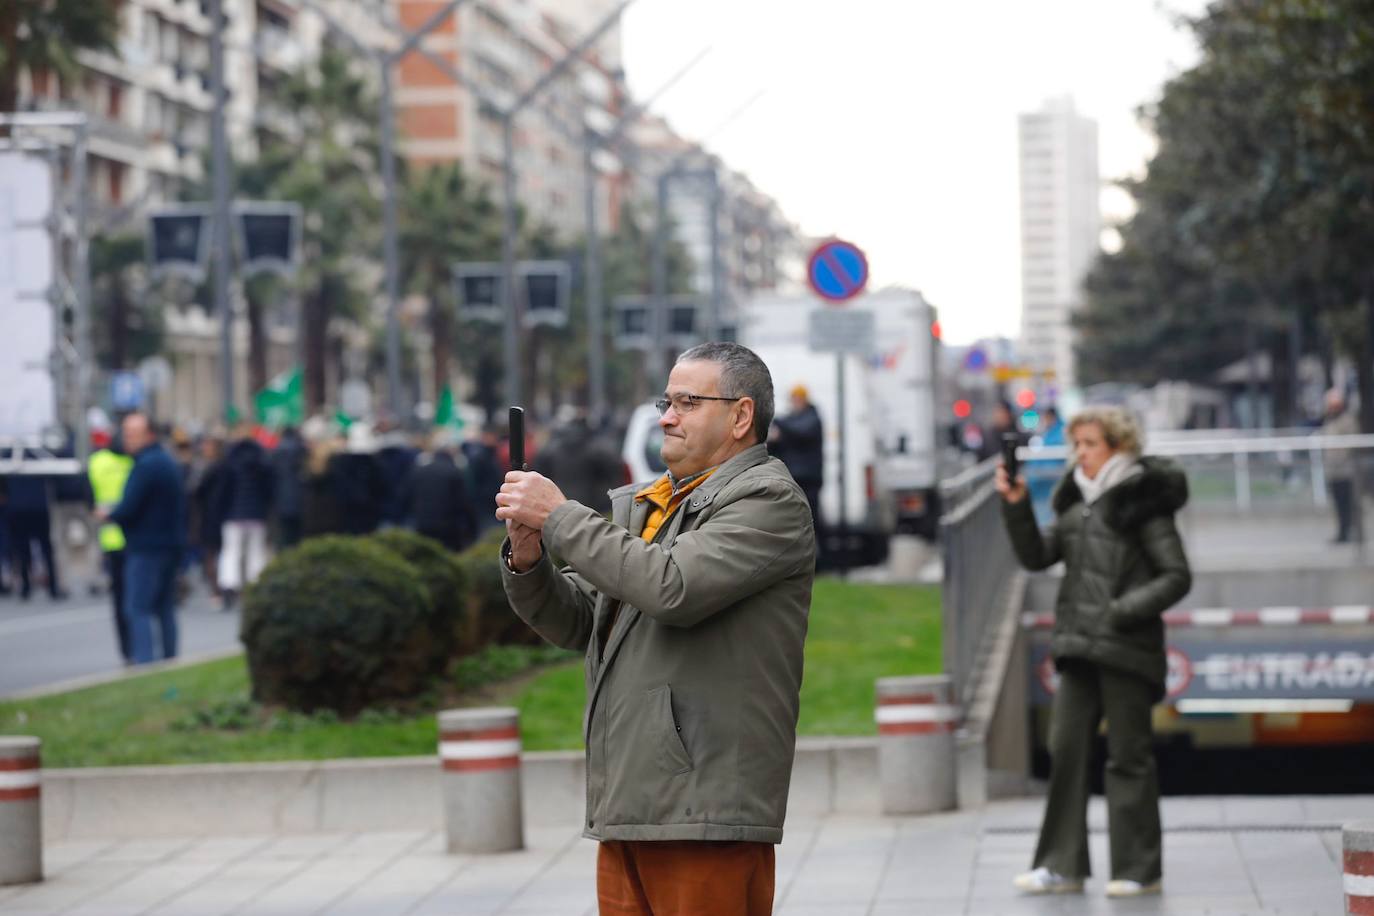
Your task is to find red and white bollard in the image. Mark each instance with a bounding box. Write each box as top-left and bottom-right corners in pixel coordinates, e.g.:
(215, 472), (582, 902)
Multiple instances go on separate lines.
(438, 707), (524, 853)
(1346, 820), (1374, 915)
(875, 675), (959, 814)
(0, 736), (43, 885)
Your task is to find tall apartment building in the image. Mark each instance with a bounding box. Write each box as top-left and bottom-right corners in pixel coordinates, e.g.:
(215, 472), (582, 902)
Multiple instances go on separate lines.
(16, 0), (388, 220)
(627, 114), (803, 336)
(1017, 95), (1100, 391)
(393, 0), (629, 240)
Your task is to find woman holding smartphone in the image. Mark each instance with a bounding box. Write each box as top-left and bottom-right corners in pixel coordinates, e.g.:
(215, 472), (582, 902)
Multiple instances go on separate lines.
(995, 406), (1191, 898)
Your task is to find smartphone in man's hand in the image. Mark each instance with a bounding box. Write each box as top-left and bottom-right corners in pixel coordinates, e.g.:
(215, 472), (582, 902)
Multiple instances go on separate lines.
(509, 406), (527, 472)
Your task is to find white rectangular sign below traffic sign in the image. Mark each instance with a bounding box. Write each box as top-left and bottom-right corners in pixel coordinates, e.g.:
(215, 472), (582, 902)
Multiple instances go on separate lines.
(809, 308), (875, 355)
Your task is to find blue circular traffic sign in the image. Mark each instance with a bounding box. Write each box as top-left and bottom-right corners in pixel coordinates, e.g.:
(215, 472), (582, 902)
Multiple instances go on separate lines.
(807, 239), (869, 302)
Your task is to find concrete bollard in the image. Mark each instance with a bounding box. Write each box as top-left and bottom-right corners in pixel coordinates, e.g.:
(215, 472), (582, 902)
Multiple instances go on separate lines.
(875, 675), (958, 815)
(438, 707), (524, 854)
(1346, 821), (1374, 915)
(0, 736), (43, 886)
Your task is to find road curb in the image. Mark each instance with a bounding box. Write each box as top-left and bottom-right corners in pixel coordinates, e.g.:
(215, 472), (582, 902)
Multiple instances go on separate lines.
(36, 737), (881, 840)
(1, 648), (245, 702)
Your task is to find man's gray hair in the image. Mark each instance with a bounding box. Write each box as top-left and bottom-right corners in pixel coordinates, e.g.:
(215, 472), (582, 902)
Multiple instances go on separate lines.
(677, 342), (775, 444)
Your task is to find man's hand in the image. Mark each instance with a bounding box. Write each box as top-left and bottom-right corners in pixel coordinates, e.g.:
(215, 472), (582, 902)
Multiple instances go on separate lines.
(506, 520), (543, 573)
(495, 471), (568, 531)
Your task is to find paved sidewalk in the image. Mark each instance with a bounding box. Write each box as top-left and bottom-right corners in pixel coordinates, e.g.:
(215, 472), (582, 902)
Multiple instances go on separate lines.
(0, 795), (1363, 915)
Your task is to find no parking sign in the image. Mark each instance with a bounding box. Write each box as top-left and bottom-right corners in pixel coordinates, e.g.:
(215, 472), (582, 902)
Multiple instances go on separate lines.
(807, 239), (869, 303)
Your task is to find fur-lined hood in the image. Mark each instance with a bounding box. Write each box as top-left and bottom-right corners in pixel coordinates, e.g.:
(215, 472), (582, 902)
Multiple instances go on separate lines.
(1052, 456), (1189, 531)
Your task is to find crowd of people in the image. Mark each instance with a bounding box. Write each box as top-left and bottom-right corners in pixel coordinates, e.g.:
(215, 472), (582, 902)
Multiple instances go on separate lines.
(0, 411), (555, 667)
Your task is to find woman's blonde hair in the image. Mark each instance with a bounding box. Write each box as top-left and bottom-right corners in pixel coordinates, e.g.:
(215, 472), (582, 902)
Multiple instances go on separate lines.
(1067, 406), (1143, 457)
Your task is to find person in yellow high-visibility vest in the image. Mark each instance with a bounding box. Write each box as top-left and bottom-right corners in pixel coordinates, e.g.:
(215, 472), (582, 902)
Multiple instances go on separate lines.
(89, 429), (135, 663)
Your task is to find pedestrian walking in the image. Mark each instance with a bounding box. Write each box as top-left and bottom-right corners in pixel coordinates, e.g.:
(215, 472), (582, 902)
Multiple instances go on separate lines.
(334, 424), (386, 535)
(188, 435), (226, 604)
(301, 426), (347, 538)
(1028, 405), (1066, 524)
(403, 437), (477, 551)
(105, 413), (186, 665)
(978, 400), (1023, 462)
(537, 409), (623, 515)
(769, 384), (824, 525)
(4, 469), (64, 601)
(1319, 388), (1363, 543)
(88, 428), (134, 663)
(462, 426), (506, 534)
(996, 406), (1191, 898)
(271, 426), (306, 549)
(376, 424), (420, 529)
(216, 425), (275, 609)
(498, 342), (815, 915)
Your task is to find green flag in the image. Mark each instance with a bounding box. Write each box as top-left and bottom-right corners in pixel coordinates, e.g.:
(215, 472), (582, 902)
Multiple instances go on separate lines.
(254, 368), (303, 428)
(434, 383), (465, 430)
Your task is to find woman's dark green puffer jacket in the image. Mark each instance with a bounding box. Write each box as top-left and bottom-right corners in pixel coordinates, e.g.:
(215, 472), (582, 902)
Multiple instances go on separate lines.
(1002, 457), (1192, 700)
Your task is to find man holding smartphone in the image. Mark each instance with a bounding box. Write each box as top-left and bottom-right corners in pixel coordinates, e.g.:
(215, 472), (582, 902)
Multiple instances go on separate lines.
(497, 342), (816, 916)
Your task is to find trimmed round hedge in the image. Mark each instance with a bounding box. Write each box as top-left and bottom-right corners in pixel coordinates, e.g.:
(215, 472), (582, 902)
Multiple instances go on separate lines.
(368, 528), (468, 661)
(455, 526), (541, 646)
(241, 536), (437, 715)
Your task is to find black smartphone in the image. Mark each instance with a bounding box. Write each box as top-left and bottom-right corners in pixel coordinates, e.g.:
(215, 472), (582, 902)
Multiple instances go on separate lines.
(509, 406), (526, 472)
(1001, 432), (1021, 480)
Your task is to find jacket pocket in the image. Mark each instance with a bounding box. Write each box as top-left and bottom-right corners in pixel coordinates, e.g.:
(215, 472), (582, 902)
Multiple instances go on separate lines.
(647, 684), (693, 775)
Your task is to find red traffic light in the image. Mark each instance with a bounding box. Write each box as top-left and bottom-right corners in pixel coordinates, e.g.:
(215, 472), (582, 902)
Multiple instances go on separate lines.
(930, 320), (943, 341)
(952, 399), (972, 419)
(1015, 388), (1036, 409)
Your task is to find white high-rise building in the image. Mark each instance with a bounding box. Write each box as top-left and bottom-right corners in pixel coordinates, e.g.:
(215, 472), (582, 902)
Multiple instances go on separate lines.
(1017, 96), (1100, 391)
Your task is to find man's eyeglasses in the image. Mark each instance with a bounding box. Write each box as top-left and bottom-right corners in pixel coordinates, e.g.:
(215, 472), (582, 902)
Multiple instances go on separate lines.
(654, 393), (742, 417)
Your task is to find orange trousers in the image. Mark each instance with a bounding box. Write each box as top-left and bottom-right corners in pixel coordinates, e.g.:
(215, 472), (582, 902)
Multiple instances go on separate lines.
(596, 840), (776, 916)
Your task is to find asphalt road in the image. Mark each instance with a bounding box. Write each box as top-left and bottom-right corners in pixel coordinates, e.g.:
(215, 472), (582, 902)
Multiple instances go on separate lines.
(0, 584), (242, 698)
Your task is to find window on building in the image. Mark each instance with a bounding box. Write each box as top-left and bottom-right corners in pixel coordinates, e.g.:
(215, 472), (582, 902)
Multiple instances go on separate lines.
(108, 161), (126, 204)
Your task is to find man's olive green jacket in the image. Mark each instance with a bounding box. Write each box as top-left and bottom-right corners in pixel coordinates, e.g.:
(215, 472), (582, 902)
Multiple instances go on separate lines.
(1002, 457), (1192, 700)
(501, 444), (815, 843)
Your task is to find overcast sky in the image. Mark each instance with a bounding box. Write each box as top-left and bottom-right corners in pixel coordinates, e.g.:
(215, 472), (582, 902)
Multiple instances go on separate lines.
(620, 0), (1207, 345)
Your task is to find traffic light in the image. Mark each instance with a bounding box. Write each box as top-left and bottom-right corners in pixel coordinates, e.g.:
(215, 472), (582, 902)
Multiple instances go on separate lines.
(952, 399), (972, 419)
(1020, 409), (1040, 430)
(453, 263), (503, 323)
(520, 260), (571, 328)
(1015, 388), (1037, 409)
(147, 205), (211, 282)
(930, 320), (943, 341)
(613, 297), (652, 351)
(236, 202), (300, 276)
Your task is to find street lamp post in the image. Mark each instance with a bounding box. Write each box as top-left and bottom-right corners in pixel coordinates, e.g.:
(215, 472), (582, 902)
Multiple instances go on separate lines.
(309, 0), (628, 415)
(304, 0), (472, 425)
(581, 48), (709, 426)
(209, 0), (235, 423)
(497, 0), (635, 409)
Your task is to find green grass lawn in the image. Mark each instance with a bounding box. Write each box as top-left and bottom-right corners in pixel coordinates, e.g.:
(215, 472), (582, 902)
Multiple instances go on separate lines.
(0, 579), (940, 767)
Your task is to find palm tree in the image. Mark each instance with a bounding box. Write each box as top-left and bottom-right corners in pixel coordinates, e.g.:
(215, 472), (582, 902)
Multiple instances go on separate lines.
(0, 0), (118, 114)
(399, 161), (502, 402)
(90, 232), (162, 371)
(246, 50), (381, 413)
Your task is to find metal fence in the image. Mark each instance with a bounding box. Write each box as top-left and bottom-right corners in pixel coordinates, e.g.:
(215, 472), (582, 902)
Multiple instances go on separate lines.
(938, 456), (1018, 711)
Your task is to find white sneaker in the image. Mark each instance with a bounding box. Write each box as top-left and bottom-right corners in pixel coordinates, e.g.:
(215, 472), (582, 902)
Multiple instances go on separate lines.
(1012, 867), (1084, 894)
(1105, 879), (1161, 897)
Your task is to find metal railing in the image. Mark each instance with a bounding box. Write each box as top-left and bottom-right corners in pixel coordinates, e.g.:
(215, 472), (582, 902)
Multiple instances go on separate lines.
(939, 456), (1018, 711)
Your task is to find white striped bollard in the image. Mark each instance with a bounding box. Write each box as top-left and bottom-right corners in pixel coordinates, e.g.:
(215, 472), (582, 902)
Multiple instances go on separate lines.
(1346, 820), (1374, 915)
(438, 707), (524, 853)
(0, 736), (42, 885)
(875, 675), (958, 815)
